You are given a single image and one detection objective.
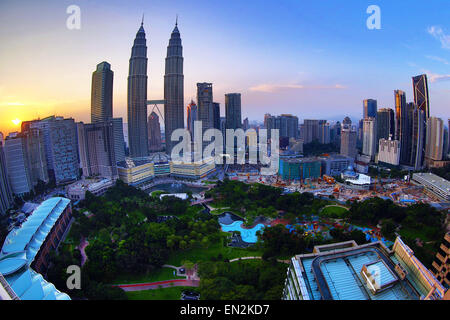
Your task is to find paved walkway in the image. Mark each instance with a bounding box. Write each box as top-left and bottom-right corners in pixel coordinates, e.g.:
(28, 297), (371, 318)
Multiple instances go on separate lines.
(229, 256), (290, 264)
(78, 238), (89, 266)
(114, 279), (200, 292)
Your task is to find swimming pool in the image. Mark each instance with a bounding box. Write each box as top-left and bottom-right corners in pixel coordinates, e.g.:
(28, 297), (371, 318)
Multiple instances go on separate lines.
(220, 221), (266, 243)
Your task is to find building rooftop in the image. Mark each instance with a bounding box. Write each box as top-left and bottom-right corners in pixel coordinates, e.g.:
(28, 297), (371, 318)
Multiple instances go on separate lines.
(287, 238), (446, 300)
(413, 172), (450, 192)
(67, 178), (113, 192)
(0, 197), (71, 300)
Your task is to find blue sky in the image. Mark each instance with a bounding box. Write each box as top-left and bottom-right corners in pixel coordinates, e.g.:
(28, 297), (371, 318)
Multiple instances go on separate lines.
(0, 0), (449, 134)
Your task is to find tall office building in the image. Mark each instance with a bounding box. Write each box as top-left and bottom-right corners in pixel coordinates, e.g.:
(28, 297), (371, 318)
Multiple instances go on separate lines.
(111, 118), (125, 163)
(362, 117), (377, 159)
(225, 93), (242, 130)
(91, 61), (114, 123)
(127, 21), (149, 158)
(243, 118), (250, 131)
(21, 122), (49, 185)
(412, 74), (430, 120)
(425, 117), (444, 161)
(399, 102), (414, 166)
(342, 117), (352, 129)
(4, 133), (33, 196)
(443, 126), (449, 160)
(377, 108), (395, 141)
(0, 142), (14, 215)
(77, 122), (118, 179)
(318, 121), (330, 144)
(265, 114), (299, 140)
(187, 100), (198, 139)
(394, 90), (406, 141)
(30, 116), (79, 185)
(164, 21), (184, 154)
(148, 112), (162, 152)
(410, 105), (426, 170)
(363, 99), (377, 119)
(340, 127), (357, 159)
(357, 119), (364, 149)
(213, 102), (221, 130)
(331, 121), (341, 147)
(197, 83), (214, 131)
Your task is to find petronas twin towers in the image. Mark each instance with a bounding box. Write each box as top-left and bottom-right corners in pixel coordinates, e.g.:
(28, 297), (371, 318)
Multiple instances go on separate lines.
(127, 18), (184, 157)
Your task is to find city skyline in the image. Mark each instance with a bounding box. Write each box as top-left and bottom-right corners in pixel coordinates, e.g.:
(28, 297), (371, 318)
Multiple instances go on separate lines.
(0, 0), (449, 136)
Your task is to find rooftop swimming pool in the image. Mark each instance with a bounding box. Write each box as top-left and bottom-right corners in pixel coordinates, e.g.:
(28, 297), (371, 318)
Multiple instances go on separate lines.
(220, 221), (266, 243)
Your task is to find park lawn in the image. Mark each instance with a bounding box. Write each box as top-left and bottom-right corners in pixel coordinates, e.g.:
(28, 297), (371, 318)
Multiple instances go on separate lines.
(166, 234), (263, 266)
(150, 190), (168, 198)
(398, 226), (438, 243)
(182, 205), (205, 218)
(126, 286), (196, 300)
(111, 267), (184, 285)
(320, 205), (349, 218)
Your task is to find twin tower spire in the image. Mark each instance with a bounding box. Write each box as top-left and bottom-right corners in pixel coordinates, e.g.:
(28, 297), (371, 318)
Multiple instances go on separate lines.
(127, 16), (184, 158)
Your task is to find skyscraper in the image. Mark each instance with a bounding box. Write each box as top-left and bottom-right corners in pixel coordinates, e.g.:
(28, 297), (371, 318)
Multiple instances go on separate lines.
(187, 100), (198, 139)
(412, 74), (430, 120)
(197, 83), (214, 131)
(164, 20), (184, 154)
(30, 116), (79, 185)
(411, 106), (425, 170)
(243, 118), (250, 131)
(77, 122), (118, 179)
(213, 102), (221, 130)
(394, 90), (406, 141)
(377, 108), (395, 141)
(318, 121), (330, 144)
(265, 114), (299, 140)
(0, 141), (13, 215)
(362, 117), (377, 159)
(303, 120), (321, 143)
(340, 127), (357, 159)
(225, 93), (242, 130)
(127, 21), (149, 157)
(91, 61), (113, 123)
(148, 112), (162, 152)
(111, 118), (125, 163)
(425, 117), (444, 161)
(399, 102), (414, 166)
(21, 122), (49, 185)
(363, 99), (377, 119)
(4, 133), (33, 196)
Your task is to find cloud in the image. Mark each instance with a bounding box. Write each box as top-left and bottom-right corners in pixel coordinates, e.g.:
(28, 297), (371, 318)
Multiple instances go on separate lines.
(422, 70), (450, 83)
(249, 83), (346, 93)
(426, 55), (449, 65)
(0, 102), (25, 106)
(427, 26), (450, 49)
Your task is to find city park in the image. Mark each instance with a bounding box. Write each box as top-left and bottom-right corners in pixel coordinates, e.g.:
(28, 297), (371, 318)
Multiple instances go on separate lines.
(46, 177), (446, 300)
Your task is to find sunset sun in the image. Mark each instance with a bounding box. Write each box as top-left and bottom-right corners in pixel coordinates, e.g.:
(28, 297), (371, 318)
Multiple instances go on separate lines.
(11, 118), (21, 126)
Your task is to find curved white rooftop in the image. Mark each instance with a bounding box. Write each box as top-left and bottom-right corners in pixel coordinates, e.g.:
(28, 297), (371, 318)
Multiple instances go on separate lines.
(0, 197), (72, 300)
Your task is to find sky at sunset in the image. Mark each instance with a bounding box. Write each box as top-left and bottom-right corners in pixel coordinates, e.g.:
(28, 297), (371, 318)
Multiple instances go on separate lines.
(0, 0), (449, 135)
